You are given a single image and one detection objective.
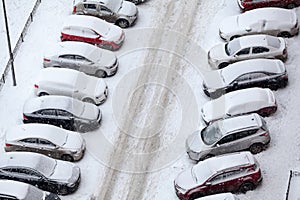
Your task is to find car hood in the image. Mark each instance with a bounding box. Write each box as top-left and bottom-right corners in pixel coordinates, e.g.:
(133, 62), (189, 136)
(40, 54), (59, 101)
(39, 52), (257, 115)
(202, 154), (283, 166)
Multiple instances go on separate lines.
(219, 16), (241, 37)
(186, 130), (207, 153)
(80, 103), (99, 120)
(175, 169), (197, 192)
(103, 25), (123, 42)
(84, 78), (107, 98)
(63, 132), (84, 150)
(203, 71), (225, 89)
(97, 51), (117, 67)
(118, 1), (137, 16)
(209, 44), (228, 62)
(201, 99), (227, 123)
(49, 161), (75, 183)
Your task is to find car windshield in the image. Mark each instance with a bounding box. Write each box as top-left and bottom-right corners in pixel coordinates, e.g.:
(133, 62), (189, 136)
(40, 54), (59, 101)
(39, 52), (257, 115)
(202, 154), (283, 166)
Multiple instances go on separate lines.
(191, 163), (213, 184)
(105, 0), (123, 13)
(70, 99), (85, 117)
(267, 36), (280, 48)
(26, 186), (44, 200)
(225, 39), (241, 56)
(201, 123), (223, 145)
(36, 156), (57, 177)
(75, 73), (88, 91)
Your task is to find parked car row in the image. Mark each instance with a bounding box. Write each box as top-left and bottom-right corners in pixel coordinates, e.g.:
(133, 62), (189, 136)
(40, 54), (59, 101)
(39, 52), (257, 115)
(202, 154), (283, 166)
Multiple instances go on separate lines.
(174, 3), (298, 200)
(0, 0), (148, 198)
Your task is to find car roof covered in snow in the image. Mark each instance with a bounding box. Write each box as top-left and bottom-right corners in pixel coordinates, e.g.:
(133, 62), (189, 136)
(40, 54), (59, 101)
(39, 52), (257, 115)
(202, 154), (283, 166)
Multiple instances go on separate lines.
(23, 95), (84, 115)
(195, 192), (238, 200)
(221, 59), (286, 84)
(6, 124), (68, 146)
(235, 34), (283, 49)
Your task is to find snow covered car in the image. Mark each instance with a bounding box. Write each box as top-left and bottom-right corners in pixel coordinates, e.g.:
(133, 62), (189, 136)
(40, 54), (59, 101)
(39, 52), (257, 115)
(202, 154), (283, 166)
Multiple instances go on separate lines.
(34, 68), (108, 105)
(174, 152), (262, 200)
(195, 193), (240, 200)
(73, 0), (138, 28)
(208, 34), (287, 69)
(125, 0), (147, 5)
(186, 113), (270, 161)
(43, 41), (118, 78)
(23, 96), (102, 132)
(219, 7), (299, 41)
(201, 87), (277, 124)
(61, 15), (125, 51)
(237, 0), (300, 12)
(5, 124), (86, 161)
(0, 180), (60, 200)
(0, 152), (81, 195)
(203, 59), (288, 98)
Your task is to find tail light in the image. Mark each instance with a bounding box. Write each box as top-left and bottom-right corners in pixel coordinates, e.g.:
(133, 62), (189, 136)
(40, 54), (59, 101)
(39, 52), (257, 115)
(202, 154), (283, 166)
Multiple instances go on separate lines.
(23, 114), (28, 120)
(34, 84), (39, 89)
(73, 6), (76, 13)
(281, 74), (288, 79)
(43, 58), (50, 62)
(260, 132), (268, 137)
(5, 143), (11, 147)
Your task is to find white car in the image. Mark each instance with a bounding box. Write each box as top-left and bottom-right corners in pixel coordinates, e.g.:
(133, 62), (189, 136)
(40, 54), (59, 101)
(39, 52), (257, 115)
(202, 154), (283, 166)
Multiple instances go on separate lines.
(201, 87), (277, 124)
(195, 193), (239, 200)
(5, 124), (86, 161)
(208, 34), (287, 69)
(43, 41), (118, 78)
(34, 68), (108, 105)
(219, 7), (299, 41)
(0, 180), (60, 200)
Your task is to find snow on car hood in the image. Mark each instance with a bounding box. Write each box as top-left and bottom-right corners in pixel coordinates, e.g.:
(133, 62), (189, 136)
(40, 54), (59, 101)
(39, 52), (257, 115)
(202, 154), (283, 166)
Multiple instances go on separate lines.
(203, 70), (225, 89)
(84, 77), (107, 98)
(219, 16), (240, 37)
(98, 50), (117, 67)
(80, 103), (99, 120)
(186, 130), (206, 153)
(118, 1), (137, 16)
(102, 24), (124, 42)
(175, 169), (197, 192)
(63, 132), (84, 150)
(49, 160), (75, 183)
(201, 98), (227, 123)
(208, 44), (229, 62)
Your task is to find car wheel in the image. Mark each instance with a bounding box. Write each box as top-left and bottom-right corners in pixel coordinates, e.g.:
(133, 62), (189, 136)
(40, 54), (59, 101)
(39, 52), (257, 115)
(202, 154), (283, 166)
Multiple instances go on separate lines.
(61, 154), (74, 162)
(78, 123), (89, 133)
(239, 182), (255, 193)
(116, 19), (130, 28)
(268, 83), (279, 90)
(278, 31), (291, 38)
(96, 70), (107, 78)
(249, 143), (264, 154)
(218, 62), (229, 69)
(287, 3), (296, 9)
(83, 97), (95, 104)
(38, 92), (49, 97)
(59, 185), (69, 195)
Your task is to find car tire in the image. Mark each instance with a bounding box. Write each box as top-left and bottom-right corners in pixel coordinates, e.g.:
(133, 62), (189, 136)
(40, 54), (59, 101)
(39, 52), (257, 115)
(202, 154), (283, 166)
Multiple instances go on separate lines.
(59, 185), (69, 195)
(239, 182), (255, 193)
(278, 31), (291, 38)
(38, 92), (49, 97)
(116, 19), (130, 28)
(83, 97), (95, 105)
(61, 154), (74, 162)
(96, 70), (107, 78)
(249, 143), (264, 154)
(78, 123), (89, 133)
(218, 62), (229, 69)
(287, 3), (296, 9)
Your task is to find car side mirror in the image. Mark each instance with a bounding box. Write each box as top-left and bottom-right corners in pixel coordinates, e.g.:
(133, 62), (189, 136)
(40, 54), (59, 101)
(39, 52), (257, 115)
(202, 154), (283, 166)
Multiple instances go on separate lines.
(245, 27), (251, 32)
(233, 81), (238, 86)
(216, 144), (220, 147)
(226, 113), (231, 117)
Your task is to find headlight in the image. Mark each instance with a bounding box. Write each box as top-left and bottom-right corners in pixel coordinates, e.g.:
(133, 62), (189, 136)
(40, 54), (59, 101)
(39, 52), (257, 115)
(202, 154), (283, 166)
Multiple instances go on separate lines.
(175, 184), (187, 194)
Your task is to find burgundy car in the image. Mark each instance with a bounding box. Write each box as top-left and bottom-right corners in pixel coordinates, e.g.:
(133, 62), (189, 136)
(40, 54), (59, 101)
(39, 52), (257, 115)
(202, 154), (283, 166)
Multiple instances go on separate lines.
(237, 0), (300, 11)
(174, 152), (262, 200)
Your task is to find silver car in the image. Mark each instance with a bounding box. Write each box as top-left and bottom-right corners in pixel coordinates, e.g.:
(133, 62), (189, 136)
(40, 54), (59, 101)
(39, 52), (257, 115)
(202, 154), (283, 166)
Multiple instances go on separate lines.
(0, 180), (60, 200)
(0, 152), (81, 195)
(219, 7), (299, 41)
(208, 34), (287, 69)
(73, 0), (138, 28)
(186, 113), (270, 161)
(5, 124), (86, 162)
(43, 41), (118, 78)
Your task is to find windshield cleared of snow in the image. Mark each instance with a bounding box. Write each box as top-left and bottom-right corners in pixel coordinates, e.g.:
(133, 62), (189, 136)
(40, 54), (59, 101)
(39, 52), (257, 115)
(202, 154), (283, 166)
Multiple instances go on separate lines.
(201, 123), (223, 145)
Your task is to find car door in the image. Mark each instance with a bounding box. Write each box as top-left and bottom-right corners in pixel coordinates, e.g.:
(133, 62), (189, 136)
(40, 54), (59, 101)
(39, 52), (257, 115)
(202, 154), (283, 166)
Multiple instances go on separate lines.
(74, 55), (92, 74)
(82, 3), (99, 17)
(37, 138), (57, 158)
(40, 109), (58, 126)
(211, 134), (236, 155)
(58, 54), (79, 70)
(99, 5), (117, 23)
(206, 173), (227, 195)
(251, 46), (271, 59)
(56, 109), (74, 130)
(17, 138), (38, 153)
(229, 73), (251, 91)
(233, 47), (250, 62)
(247, 72), (270, 88)
(218, 170), (243, 192)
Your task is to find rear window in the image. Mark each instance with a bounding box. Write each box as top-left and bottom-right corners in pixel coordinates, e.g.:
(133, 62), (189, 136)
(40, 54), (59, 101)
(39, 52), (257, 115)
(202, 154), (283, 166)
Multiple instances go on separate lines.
(266, 36), (280, 48)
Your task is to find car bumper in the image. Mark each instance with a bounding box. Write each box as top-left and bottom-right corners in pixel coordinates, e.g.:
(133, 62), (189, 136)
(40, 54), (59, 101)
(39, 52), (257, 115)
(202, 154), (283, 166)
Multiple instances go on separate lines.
(106, 61), (119, 76)
(95, 86), (108, 105)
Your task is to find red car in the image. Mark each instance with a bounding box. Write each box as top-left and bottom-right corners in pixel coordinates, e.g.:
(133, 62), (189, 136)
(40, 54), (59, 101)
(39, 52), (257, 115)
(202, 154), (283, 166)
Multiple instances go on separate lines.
(174, 152), (262, 200)
(61, 15), (125, 51)
(237, 0), (300, 11)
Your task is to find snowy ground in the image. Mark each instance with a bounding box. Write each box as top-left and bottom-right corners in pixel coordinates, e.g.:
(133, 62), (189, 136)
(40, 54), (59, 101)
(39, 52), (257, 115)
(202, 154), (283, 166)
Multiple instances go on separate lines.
(0, 0), (300, 200)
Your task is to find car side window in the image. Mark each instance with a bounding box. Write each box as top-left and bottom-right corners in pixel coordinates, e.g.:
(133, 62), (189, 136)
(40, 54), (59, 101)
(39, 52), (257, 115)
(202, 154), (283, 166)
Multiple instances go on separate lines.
(235, 129), (259, 140)
(100, 5), (112, 13)
(38, 139), (55, 147)
(74, 55), (88, 61)
(252, 47), (269, 54)
(59, 55), (75, 60)
(209, 173), (223, 183)
(249, 72), (267, 80)
(217, 134), (235, 145)
(236, 48), (250, 56)
(236, 74), (250, 82)
(20, 138), (37, 143)
(57, 109), (72, 117)
(40, 109), (56, 116)
(84, 3), (97, 10)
